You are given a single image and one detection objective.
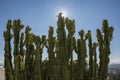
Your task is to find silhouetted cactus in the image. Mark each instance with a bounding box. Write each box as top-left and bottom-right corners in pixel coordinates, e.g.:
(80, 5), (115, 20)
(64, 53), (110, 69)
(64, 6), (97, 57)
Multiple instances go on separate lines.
(3, 20), (14, 80)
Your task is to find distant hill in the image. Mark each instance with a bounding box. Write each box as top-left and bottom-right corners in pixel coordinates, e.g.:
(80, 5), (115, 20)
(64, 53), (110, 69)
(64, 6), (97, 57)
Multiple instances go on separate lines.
(108, 64), (120, 80)
(0, 63), (3, 68)
(108, 64), (120, 74)
(109, 64), (120, 71)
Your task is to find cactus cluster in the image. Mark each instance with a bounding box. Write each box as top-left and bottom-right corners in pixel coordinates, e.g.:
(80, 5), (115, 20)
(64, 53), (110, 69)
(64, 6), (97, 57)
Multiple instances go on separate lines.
(3, 13), (114, 80)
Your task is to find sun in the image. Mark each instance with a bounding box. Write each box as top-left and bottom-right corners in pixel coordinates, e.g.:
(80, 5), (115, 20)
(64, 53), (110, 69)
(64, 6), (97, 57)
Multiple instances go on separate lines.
(57, 9), (68, 17)
(61, 11), (67, 17)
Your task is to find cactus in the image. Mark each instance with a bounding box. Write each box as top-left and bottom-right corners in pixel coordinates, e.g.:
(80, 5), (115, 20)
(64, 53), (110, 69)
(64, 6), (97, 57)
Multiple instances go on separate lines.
(19, 32), (25, 80)
(19, 32), (25, 72)
(33, 35), (42, 80)
(96, 20), (114, 80)
(3, 15), (114, 80)
(73, 30), (88, 80)
(56, 13), (69, 80)
(34, 35), (46, 80)
(65, 17), (75, 80)
(46, 26), (56, 80)
(20, 32), (25, 56)
(24, 28), (39, 80)
(96, 29), (104, 80)
(92, 42), (98, 80)
(54, 39), (61, 80)
(3, 20), (14, 80)
(12, 19), (24, 80)
(24, 26), (33, 80)
(87, 30), (94, 80)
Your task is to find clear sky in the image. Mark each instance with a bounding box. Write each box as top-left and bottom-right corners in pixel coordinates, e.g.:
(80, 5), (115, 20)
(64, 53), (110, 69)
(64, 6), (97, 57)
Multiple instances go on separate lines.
(0, 0), (120, 64)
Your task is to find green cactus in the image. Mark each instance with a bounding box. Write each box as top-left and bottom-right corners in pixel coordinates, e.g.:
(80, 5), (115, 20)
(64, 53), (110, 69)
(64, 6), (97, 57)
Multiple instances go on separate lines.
(27, 43), (35, 80)
(3, 20), (14, 80)
(19, 32), (25, 80)
(56, 13), (69, 80)
(33, 35), (42, 80)
(12, 19), (24, 80)
(33, 34), (46, 80)
(3, 15), (114, 80)
(45, 26), (56, 80)
(20, 32), (25, 56)
(92, 42), (98, 80)
(24, 26), (33, 80)
(87, 30), (94, 80)
(96, 29), (104, 80)
(54, 39), (61, 80)
(96, 20), (114, 80)
(73, 30), (88, 80)
(65, 17), (75, 80)
(19, 32), (25, 71)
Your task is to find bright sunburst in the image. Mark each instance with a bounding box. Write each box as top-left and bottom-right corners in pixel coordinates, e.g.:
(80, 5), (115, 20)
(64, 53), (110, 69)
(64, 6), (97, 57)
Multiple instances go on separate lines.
(61, 11), (67, 17)
(57, 9), (68, 17)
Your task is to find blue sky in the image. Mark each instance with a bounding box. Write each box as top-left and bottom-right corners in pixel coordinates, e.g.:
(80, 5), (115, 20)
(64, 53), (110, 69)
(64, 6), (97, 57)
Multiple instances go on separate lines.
(0, 0), (120, 64)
